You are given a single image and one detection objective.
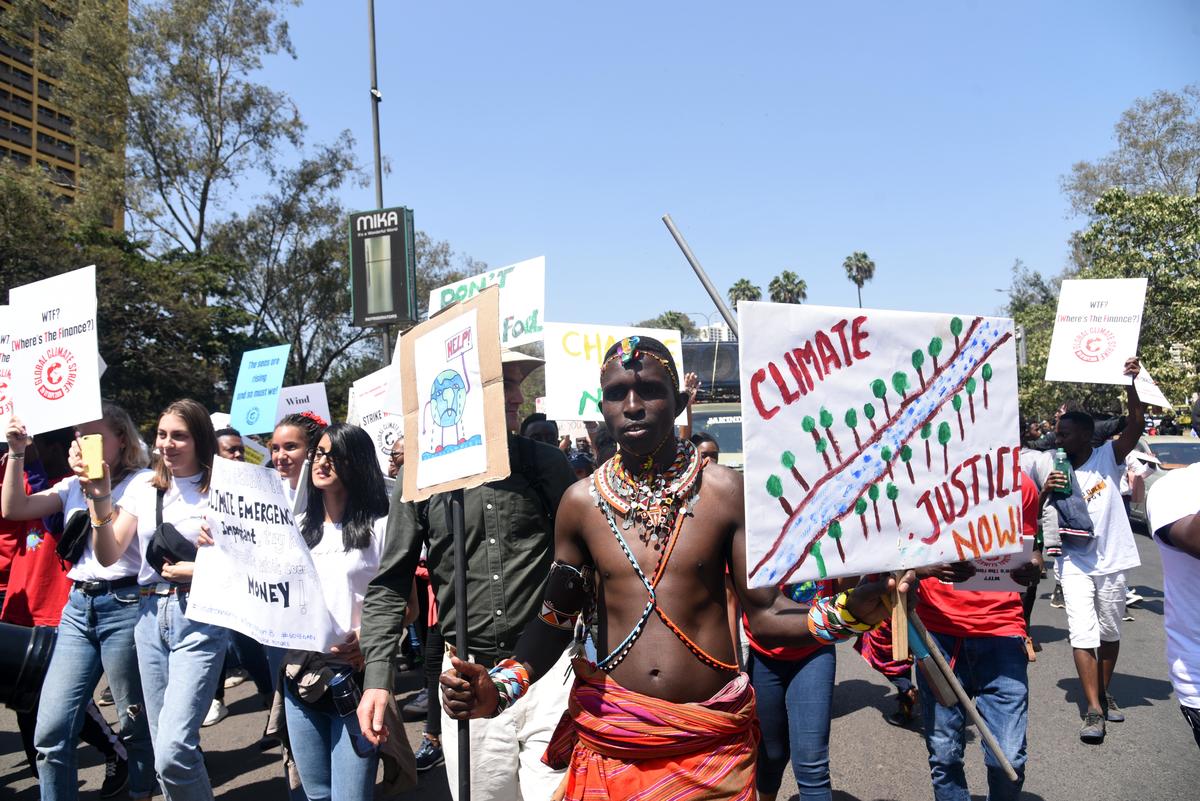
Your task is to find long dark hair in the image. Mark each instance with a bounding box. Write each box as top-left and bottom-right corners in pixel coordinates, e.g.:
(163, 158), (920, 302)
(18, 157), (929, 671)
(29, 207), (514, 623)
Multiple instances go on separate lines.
(275, 412), (326, 452)
(152, 399), (217, 492)
(301, 423), (389, 551)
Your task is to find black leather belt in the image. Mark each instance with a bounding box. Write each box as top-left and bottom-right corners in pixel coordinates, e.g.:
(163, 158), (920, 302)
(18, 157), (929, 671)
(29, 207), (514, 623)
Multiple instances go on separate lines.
(73, 576), (139, 596)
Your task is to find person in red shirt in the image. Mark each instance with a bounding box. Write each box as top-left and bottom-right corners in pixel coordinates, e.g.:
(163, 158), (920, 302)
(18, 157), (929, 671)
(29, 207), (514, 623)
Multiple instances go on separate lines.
(912, 469), (1043, 801)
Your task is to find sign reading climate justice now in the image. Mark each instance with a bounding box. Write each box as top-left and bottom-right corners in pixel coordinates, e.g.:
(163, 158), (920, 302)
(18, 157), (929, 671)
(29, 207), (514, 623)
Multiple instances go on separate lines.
(7, 266), (102, 436)
(1045, 278), (1147, 385)
(188, 457), (342, 650)
(229, 344), (291, 435)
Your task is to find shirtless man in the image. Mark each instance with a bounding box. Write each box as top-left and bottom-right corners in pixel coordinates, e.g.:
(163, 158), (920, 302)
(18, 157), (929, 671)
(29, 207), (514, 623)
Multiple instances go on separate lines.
(441, 335), (902, 799)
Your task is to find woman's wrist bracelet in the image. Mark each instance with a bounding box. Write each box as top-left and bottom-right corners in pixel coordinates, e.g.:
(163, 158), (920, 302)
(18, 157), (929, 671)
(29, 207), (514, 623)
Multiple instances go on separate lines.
(88, 492), (111, 504)
(8, 451), (24, 459)
(91, 511), (114, 527)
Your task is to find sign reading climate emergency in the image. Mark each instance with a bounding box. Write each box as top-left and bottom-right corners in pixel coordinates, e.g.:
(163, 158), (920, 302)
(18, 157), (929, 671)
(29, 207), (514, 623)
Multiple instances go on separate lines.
(188, 457), (343, 650)
(7, 266), (102, 435)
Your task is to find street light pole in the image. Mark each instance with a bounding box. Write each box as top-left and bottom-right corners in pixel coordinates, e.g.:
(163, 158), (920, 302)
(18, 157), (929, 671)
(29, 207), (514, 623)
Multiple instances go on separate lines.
(366, 0), (389, 357)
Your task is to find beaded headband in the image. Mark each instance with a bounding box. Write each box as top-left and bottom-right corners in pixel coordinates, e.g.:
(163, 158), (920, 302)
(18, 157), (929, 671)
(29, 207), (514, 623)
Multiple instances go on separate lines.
(600, 336), (680, 388)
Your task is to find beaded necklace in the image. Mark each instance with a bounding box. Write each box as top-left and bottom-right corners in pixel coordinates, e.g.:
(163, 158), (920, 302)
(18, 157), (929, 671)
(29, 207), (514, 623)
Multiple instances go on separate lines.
(592, 438), (703, 549)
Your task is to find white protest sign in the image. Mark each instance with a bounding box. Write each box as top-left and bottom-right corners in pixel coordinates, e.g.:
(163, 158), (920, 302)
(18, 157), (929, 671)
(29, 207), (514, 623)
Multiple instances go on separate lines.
(276, 383), (331, 425)
(950, 536), (1035, 593)
(350, 365), (402, 474)
(428, 256), (545, 347)
(188, 457), (342, 650)
(0, 306), (13, 426)
(739, 302), (1023, 587)
(7, 266), (102, 436)
(1134, 367), (1172, 409)
(542, 323), (685, 423)
(1045, 278), (1147, 384)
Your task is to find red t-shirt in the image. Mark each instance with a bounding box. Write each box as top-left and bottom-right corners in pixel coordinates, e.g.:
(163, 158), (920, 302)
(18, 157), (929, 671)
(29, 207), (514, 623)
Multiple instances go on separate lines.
(0, 472), (72, 628)
(0, 459), (24, 593)
(745, 580), (834, 661)
(915, 472), (1038, 639)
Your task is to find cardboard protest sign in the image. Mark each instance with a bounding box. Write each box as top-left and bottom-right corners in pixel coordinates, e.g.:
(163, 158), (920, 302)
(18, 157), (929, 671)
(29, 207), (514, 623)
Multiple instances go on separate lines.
(188, 457), (343, 650)
(739, 302), (1022, 587)
(229, 345), (291, 434)
(1045, 278), (1147, 384)
(276, 383), (331, 425)
(0, 306), (13, 426)
(428, 256), (545, 347)
(348, 365), (403, 474)
(7, 266), (102, 436)
(401, 286), (509, 500)
(542, 322), (685, 423)
(950, 536), (1035, 593)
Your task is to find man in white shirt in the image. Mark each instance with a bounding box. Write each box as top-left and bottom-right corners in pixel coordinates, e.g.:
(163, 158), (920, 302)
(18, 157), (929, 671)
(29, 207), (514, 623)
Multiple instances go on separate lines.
(1146, 461), (1200, 750)
(1028, 357), (1145, 744)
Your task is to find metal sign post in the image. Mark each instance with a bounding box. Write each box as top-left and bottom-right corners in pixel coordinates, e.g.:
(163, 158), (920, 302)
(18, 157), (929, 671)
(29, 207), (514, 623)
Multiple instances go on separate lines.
(450, 488), (471, 801)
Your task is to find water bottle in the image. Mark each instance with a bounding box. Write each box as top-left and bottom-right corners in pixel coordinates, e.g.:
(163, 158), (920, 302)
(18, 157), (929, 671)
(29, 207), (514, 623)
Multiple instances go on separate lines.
(328, 668), (361, 719)
(1052, 448), (1073, 496)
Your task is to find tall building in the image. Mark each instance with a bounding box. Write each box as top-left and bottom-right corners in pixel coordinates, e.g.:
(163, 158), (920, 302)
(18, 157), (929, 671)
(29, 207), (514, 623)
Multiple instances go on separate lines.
(697, 321), (736, 342)
(0, 0), (119, 224)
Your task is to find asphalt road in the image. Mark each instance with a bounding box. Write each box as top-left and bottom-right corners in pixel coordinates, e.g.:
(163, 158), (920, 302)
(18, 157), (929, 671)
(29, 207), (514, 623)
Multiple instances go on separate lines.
(3, 531), (1197, 800)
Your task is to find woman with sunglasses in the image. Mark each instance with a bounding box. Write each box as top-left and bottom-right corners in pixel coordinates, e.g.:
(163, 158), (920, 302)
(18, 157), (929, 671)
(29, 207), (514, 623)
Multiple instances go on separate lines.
(284, 423), (389, 800)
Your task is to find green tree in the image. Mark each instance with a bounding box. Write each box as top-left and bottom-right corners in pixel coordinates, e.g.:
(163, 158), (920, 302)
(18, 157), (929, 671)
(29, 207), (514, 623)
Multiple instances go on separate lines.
(768, 270), (807, 304)
(727, 278), (762, 308)
(843, 251), (876, 308)
(633, 311), (699, 339)
(1062, 84), (1200, 217)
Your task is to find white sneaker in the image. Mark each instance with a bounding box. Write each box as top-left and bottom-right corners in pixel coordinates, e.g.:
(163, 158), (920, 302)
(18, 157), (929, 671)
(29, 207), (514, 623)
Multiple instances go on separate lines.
(202, 699), (228, 727)
(1125, 589), (1144, 607)
(223, 668), (248, 689)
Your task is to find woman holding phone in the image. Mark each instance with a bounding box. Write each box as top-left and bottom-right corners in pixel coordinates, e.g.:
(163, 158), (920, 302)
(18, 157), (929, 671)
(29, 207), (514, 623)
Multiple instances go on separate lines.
(283, 423), (389, 801)
(77, 398), (227, 801)
(2, 404), (155, 800)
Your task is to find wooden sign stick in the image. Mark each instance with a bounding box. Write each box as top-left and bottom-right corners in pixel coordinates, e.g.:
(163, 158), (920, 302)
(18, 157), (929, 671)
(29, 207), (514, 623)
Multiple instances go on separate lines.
(890, 571), (909, 661)
(908, 609), (1019, 782)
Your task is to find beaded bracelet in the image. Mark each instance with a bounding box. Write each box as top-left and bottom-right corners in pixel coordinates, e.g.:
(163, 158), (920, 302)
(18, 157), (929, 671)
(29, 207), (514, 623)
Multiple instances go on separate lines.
(91, 511), (114, 528)
(488, 658), (531, 717)
(833, 591), (876, 633)
(807, 596), (854, 645)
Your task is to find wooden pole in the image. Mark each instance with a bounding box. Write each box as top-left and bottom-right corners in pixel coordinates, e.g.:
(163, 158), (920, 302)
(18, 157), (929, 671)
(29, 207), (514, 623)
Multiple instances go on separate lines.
(450, 488), (471, 801)
(909, 610), (1019, 782)
(890, 571), (909, 660)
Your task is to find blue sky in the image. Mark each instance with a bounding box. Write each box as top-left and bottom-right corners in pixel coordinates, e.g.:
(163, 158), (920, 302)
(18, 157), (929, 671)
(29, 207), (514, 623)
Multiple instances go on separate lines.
(253, 1), (1199, 329)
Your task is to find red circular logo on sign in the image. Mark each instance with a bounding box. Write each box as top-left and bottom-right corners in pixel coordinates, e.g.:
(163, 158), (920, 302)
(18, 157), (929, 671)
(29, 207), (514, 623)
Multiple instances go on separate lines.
(1072, 327), (1116, 364)
(33, 347), (78, 401)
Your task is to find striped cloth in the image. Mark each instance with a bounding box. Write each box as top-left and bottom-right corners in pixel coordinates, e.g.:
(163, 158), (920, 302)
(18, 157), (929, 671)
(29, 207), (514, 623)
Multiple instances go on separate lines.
(853, 617), (913, 678)
(543, 660), (759, 800)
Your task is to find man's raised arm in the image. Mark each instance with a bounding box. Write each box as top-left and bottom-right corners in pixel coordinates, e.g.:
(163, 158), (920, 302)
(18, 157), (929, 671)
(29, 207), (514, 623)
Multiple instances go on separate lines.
(1113, 356), (1146, 464)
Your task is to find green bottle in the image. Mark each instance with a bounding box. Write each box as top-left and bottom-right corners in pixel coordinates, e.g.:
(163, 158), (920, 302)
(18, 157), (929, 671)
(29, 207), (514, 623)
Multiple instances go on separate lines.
(1052, 448), (1073, 496)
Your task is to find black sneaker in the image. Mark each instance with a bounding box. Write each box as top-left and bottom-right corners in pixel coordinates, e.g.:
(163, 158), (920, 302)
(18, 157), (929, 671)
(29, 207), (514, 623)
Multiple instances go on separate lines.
(1105, 693), (1125, 722)
(1079, 711), (1106, 743)
(414, 736), (445, 772)
(402, 688), (429, 721)
(100, 755), (128, 798)
(1050, 585), (1065, 609)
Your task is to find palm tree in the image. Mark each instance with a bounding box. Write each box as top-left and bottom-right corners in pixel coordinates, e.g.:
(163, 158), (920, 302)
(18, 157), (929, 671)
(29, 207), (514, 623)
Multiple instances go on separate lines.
(768, 270), (807, 304)
(727, 278), (762, 309)
(843, 251), (876, 308)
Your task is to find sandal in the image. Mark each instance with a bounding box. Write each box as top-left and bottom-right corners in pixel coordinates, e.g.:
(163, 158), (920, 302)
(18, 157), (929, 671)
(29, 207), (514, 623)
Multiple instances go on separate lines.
(885, 687), (919, 727)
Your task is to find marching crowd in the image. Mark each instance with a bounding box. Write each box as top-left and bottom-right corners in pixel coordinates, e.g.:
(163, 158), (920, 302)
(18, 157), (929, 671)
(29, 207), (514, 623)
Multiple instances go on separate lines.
(0, 340), (1197, 801)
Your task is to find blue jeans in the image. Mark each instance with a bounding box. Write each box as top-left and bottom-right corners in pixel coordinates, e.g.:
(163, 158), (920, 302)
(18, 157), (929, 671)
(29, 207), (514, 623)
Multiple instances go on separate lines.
(34, 585), (155, 799)
(917, 632), (1028, 801)
(748, 646), (836, 800)
(135, 590), (229, 801)
(283, 682), (378, 801)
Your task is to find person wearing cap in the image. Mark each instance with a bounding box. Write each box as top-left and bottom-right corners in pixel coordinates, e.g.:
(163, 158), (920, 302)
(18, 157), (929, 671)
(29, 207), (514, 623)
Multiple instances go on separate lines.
(357, 349), (576, 801)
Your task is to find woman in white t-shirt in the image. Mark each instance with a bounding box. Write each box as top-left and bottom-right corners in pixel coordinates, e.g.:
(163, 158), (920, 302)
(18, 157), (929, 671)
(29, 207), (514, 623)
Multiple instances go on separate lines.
(2, 403), (155, 800)
(77, 398), (228, 801)
(284, 422), (389, 801)
(272, 412), (325, 511)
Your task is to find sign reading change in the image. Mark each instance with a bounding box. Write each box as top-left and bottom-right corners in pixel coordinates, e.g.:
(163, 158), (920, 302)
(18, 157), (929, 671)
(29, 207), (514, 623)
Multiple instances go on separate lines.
(188, 457), (343, 650)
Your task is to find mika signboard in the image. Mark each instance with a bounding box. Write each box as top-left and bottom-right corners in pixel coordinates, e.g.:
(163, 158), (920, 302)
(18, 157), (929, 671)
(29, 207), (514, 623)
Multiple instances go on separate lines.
(348, 206), (417, 328)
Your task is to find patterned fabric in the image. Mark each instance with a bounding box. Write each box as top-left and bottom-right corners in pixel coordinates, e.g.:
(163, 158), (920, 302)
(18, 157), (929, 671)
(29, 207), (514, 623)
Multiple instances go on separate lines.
(854, 617), (913, 678)
(543, 661), (759, 801)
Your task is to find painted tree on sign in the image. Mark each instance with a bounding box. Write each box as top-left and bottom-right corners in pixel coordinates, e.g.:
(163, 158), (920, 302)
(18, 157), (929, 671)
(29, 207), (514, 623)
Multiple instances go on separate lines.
(886, 482), (901, 525)
(938, 421), (953, 472)
(871, 379), (891, 418)
(845, 408), (862, 448)
(952, 395), (965, 439)
(781, 450), (809, 491)
(965, 377), (978, 422)
(929, 336), (944, 371)
(912, 349), (926, 389)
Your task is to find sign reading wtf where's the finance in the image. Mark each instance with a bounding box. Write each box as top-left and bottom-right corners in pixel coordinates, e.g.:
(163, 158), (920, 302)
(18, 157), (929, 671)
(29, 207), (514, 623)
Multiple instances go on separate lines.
(7, 266), (102, 436)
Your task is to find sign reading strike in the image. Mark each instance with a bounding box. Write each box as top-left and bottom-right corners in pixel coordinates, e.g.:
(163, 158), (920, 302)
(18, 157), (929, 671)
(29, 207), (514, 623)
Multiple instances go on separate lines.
(276, 382), (331, 426)
(428, 256), (545, 348)
(188, 458), (342, 650)
(7, 266), (102, 436)
(543, 322), (685, 423)
(739, 302), (1022, 587)
(348, 365), (403, 474)
(1045, 278), (1147, 384)
(229, 344), (291, 434)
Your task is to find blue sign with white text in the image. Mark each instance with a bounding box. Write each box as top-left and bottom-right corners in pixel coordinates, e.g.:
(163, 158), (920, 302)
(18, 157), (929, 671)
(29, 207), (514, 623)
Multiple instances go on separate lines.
(228, 345), (292, 435)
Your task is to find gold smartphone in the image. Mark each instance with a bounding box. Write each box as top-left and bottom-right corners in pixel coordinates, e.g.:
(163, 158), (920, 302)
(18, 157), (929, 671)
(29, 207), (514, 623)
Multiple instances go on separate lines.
(80, 434), (104, 480)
